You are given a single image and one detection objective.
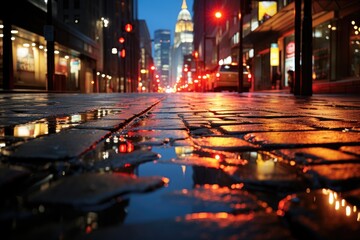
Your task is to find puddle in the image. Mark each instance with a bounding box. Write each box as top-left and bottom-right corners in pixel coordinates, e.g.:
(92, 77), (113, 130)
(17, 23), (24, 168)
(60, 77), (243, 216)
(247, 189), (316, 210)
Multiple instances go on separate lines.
(278, 188), (360, 239)
(0, 109), (121, 150)
(124, 162), (195, 223)
(2, 110), (359, 239)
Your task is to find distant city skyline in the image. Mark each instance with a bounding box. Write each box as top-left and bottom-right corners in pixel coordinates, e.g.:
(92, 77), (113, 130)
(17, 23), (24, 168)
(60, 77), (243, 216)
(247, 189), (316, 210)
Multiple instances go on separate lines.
(138, 0), (194, 42)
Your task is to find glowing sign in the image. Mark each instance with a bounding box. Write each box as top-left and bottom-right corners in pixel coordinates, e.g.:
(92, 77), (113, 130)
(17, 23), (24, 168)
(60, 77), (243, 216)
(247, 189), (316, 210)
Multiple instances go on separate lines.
(270, 43), (279, 66)
(258, 1), (277, 21)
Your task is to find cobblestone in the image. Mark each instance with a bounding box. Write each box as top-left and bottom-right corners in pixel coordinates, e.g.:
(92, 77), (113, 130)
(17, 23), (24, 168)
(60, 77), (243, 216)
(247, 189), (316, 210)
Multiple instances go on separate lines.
(0, 92), (360, 239)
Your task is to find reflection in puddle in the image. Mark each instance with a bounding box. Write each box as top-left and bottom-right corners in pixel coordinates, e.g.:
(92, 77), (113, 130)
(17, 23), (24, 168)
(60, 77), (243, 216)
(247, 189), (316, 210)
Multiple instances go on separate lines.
(0, 109), (117, 138)
(125, 162), (195, 224)
(278, 188), (360, 236)
(321, 189), (360, 221)
(255, 152), (277, 181)
(0, 109), (119, 150)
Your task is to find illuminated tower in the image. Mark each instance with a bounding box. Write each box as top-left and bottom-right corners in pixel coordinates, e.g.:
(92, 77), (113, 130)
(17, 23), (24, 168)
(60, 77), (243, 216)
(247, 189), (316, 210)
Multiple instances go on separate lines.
(170, 0), (194, 87)
(154, 29), (171, 88)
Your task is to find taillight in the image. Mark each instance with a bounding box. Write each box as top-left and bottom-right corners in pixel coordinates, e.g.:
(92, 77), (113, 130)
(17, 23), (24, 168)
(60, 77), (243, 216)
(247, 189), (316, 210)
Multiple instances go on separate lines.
(216, 73), (220, 79)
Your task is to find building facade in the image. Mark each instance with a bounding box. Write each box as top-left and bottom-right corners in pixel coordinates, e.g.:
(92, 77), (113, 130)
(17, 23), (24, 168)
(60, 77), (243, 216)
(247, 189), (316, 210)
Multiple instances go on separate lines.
(193, 0), (360, 94)
(170, 0), (194, 89)
(0, 0), (140, 93)
(154, 29), (171, 89)
(139, 20), (154, 92)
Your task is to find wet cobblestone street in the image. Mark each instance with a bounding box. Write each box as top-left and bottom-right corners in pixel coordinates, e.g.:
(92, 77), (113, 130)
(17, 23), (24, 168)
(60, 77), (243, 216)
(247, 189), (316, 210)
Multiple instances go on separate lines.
(1, 92), (360, 239)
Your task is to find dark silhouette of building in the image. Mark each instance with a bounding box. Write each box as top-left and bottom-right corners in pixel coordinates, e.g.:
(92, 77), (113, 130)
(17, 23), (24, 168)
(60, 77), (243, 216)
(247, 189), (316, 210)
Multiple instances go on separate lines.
(0, 0), (140, 93)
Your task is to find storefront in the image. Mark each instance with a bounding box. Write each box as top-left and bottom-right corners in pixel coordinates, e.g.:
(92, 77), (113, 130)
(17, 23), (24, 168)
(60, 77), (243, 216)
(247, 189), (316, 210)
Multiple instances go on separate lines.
(0, 23), (82, 91)
(349, 13), (360, 79)
(242, 1), (360, 93)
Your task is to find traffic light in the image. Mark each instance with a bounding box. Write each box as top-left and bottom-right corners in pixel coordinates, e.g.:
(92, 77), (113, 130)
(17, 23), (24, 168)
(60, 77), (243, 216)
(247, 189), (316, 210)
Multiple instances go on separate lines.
(120, 49), (126, 58)
(193, 51), (198, 59)
(124, 23), (133, 33)
(214, 11), (222, 19)
(118, 37), (125, 44)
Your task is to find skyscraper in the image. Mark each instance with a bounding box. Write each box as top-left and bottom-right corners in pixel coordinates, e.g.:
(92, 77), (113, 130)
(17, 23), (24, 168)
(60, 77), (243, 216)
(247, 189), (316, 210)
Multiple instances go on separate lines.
(170, 0), (194, 88)
(154, 29), (171, 88)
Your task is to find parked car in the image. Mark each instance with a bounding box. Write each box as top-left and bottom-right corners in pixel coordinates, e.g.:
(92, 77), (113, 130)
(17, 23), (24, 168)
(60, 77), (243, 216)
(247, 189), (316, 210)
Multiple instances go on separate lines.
(210, 64), (252, 92)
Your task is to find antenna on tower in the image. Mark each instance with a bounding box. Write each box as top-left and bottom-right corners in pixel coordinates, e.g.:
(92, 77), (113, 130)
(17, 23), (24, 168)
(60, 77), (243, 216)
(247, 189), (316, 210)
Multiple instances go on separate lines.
(182, 0), (187, 9)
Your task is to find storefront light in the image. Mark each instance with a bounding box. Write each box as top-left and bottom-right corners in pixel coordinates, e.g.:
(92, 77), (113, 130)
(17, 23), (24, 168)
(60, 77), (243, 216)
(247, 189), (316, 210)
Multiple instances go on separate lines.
(23, 43), (30, 47)
(352, 21), (356, 25)
(11, 30), (18, 34)
(65, 55), (69, 59)
(11, 37), (15, 41)
(17, 47), (29, 58)
(32, 43), (36, 47)
(39, 45), (44, 49)
(54, 50), (60, 54)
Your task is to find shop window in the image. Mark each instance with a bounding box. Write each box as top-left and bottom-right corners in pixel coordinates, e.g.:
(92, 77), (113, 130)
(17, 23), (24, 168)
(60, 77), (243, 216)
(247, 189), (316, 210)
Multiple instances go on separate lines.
(313, 22), (331, 80)
(350, 18), (360, 77)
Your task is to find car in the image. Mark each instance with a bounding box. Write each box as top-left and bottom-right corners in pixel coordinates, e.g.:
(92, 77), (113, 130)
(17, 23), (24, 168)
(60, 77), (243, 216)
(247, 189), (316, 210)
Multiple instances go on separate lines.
(210, 64), (252, 92)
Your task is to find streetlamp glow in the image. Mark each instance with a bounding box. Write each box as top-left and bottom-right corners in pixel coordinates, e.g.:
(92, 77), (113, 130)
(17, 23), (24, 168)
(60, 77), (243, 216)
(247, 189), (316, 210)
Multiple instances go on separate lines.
(215, 11), (222, 19)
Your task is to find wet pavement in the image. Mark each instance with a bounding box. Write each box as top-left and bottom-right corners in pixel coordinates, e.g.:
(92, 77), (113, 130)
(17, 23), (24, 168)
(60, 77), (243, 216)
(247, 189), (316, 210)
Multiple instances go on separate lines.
(1, 92), (360, 239)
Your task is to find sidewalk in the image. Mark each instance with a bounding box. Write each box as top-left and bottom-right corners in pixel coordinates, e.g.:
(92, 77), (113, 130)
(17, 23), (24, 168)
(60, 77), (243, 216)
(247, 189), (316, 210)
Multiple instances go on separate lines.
(1, 92), (360, 239)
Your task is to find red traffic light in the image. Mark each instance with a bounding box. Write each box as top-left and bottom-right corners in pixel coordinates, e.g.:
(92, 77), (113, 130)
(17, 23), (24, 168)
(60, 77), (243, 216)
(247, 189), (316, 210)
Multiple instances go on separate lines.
(214, 11), (222, 19)
(120, 49), (126, 58)
(125, 23), (133, 32)
(118, 37), (125, 44)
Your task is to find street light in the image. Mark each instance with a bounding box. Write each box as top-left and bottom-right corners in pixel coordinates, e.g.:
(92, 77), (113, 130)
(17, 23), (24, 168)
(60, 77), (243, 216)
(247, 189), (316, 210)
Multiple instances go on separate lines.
(214, 11), (222, 65)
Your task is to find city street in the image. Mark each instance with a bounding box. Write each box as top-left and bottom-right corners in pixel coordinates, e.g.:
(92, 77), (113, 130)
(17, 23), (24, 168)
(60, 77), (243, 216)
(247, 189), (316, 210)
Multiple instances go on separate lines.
(1, 91), (360, 239)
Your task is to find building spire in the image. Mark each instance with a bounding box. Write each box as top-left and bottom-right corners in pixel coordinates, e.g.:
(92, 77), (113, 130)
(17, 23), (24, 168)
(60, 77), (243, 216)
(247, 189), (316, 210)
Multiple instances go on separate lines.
(181, 0), (187, 9)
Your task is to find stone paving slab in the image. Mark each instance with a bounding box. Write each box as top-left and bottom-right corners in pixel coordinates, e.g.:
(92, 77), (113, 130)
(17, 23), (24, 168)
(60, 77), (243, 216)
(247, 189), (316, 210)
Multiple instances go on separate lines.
(0, 92), (360, 240)
(220, 123), (316, 134)
(74, 119), (126, 131)
(273, 147), (360, 164)
(244, 130), (360, 148)
(3, 128), (110, 161)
